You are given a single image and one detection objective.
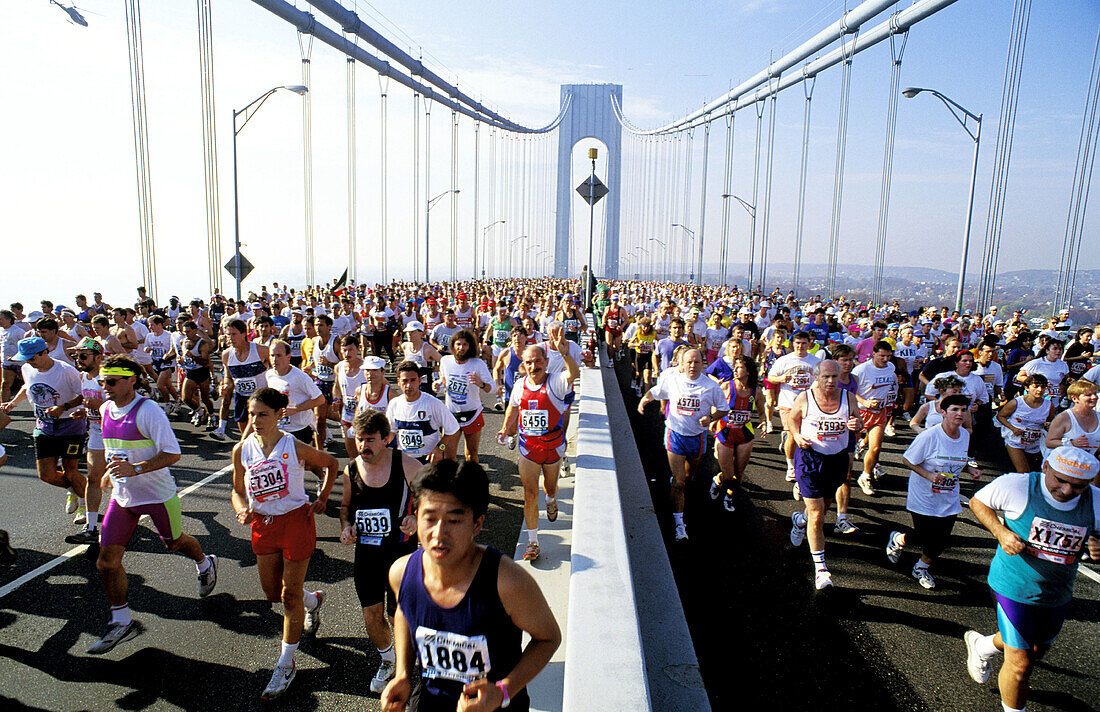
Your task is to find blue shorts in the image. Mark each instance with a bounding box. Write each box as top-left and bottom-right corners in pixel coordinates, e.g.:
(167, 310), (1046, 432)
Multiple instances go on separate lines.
(793, 447), (849, 500)
(664, 428), (706, 459)
(993, 590), (1070, 651)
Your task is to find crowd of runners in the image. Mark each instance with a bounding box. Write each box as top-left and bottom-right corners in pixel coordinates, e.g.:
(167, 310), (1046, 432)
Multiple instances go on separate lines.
(0, 278), (1097, 712)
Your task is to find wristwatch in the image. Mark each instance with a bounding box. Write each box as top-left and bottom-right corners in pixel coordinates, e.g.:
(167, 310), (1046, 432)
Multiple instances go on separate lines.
(133, 463), (144, 475)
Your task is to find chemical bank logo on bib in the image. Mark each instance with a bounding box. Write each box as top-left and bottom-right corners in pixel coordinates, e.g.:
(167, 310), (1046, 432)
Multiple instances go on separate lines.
(676, 395), (700, 416)
(415, 626), (490, 683)
(1026, 518), (1087, 565)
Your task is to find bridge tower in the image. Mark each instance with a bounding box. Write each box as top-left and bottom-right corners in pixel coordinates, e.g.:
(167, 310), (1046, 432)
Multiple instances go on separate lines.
(554, 84), (623, 279)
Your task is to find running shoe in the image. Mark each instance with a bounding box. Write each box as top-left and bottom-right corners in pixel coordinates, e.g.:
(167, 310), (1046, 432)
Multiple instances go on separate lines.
(789, 512), (806, 547)
(912, 565), (936, 590)
(210, 427), (226, 441)
(785, 463), (796, 483)
(721, 491), (736, 513)
(792, 483), (801, 501)
(814, 570), (833, 590)
(370, 659), (396, 694)
(674, 523), (688, 542)
(198, 555), (218, 597)
(261, 662), (297, 700)
(709, 477), (722, 501)
(304, 590), (325, 634)
(963, 630), (992, 683)
(190, 410), (203, 427)
(0, 529), (16, 566)
(834, 518), (859, 535)
(87, 619), (142, 655)
(494, 401), (504, 412)
(857, 472), (875, 496)
(66, 492), (79, 515)
(65, 528), (100, 546)
(886, 531), (904, 564)
(855, 441), (866, 460)
(872, 464), (885, 481)
(73, 503), (87, 525)
(523, 542), (540, 561)
(902, 412), (912, 422)
(884, 423), (896, 438)
(561, 454), (569, 473)
(546, 500), (558, 522)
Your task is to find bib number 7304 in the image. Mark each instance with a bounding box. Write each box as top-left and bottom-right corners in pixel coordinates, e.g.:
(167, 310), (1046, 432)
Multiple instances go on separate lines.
(415, 626), (490, 684)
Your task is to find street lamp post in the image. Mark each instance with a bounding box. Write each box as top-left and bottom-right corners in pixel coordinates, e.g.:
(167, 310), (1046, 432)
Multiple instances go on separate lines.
(509, 235), (528, 278)
(232, 84), (309, 300)
(481, 219), (505, 277)
(722, 194), (756, 288)
(649, 237), (668, 282)
(632, 245), (650, 281)
(425, 189), (460, 283)
(672, 223), (696, 281)
(902, 87), (981, 313)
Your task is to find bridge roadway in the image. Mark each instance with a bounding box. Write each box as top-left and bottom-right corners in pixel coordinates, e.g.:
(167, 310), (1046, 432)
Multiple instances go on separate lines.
(608, 355), (1100, 712)
(0, 374), (539, 712)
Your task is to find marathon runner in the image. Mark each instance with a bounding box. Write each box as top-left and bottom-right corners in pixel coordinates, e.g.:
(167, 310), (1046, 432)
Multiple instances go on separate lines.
(851, 340), (897, 494)
(65, 336), (107, 545)
(769, 331), (821, 483)
(399, 321), (441, 393)
(279, 309), (308, 368)
(231, 387), (338, 699)
(964, 446), (1100, 712)
(179, 320), (217, 428)
(334, 335), (369, 460)
(381, 459), (561, 712)
(996, 375), (1054, 474)
(216, 318), (270, 441)
(355, 356), (396, 417)
(264, 339), (325, 446)
(706, 354), (764, 512)
(310, 315), (340, 448)
(1043, 379), (1100, 460)
(89, 354), (217, 654)
(492, 327), (526, 416)
(386, 361), (459, 464)
(439, 329), (496, 464)
(338, 409), (419, 694)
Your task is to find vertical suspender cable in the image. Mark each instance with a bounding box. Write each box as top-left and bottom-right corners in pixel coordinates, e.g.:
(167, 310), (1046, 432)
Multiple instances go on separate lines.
(873, 27), (907, 305)
(450, 109), (458, 282)
(827, 25), (859, 296)
(378, 73), (389, 285)
(197, 0), (221, 297)
(424, 100), (432, 281)
(682, 128), (694, 279)
(696, 118), (711, 286)
(298, 27), (315, 287)
(124, 0), (158, 302)
(749, 100), (764, 289)
(345, 31), (357, 284)
(978, 0), (1031, 312)
(486, 127), (496, 277)
(759, 75), (780, 292)
(473, 121), (480, 279)
(1057, 24), (1100, 312)
(794, 71), (816, 296)
(719, 112), (735, 285)
(670, 133), (683, 279)
(412, 92), (420, 282)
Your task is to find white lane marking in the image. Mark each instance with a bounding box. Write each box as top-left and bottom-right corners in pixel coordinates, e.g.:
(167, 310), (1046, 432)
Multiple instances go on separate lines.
(1079, 564), (1100, 586)
(0, 465), (233, 600)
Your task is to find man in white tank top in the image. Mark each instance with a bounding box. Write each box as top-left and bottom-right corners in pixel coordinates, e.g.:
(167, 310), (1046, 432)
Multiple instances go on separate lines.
(788, 359), (862, 591)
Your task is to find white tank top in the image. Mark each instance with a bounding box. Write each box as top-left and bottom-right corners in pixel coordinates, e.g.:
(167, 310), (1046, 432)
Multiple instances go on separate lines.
(925, 404), (945, 429)
(357, 383), (390, 414)
(338, 362), (368, 423)
(1041, 408), (1100, 459)
(800, 389), (850, 456)
(1002, 395), (1051, 451)
(313, 337), (338, 382)
(241, 431), (309, 516)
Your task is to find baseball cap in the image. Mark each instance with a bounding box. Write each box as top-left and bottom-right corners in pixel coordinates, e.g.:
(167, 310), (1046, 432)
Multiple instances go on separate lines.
(457, 292), (468, 300)
(13, 336), (48, 361)
(611, 294), (619, 301)
(74, 336), (103, 353)
(363, 356), (386, 370)
(426, 298), (437, 305)
(28, 310), (45, 323)
(1046, 446), (1099, 481)
(404, 321), (425, 333)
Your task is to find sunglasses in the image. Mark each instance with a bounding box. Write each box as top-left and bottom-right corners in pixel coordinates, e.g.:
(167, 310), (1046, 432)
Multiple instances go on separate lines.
(99, 376), (129, 387)
(76, 353), (96, 361)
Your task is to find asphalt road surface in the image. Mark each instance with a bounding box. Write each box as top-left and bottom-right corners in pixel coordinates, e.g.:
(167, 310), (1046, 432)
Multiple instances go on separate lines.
(610, 354), (1100, 712)
(0, 374), (530, 712)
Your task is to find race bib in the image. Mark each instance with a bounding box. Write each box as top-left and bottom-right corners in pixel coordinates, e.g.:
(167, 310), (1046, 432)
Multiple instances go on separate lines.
(1022, 427), (1042, 445)
(355, 507), (392, 545)
(931, 472), (958, 494)
(494, 329), (510, 344)
(447, 378), (469, 403)
(1026, 517), (1087, 565)
(729, 410), (750, 426)
(151, 345), (167, 358)
(248, 460), (289, 502)
(521, 409), (549, 436)
(106, 451), (130, 483)
(316, 363), (334, 378)
(816, 418), (846, 442)
(415, 626), (490, 684)
(398, 429), (425, 452)
(789, 371), (812, 390)
(676, 395), (701, 417)
(237, 378), (257, 396)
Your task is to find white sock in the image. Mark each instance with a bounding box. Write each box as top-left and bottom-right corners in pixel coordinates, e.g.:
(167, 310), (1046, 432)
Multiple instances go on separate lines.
(811, 549), (827, 573)
(218, 419), (228, 430)
(86, 511), (99, 529)
(1002, 704), (1024, 712)
(836, 513), (849, 523)
(196, 555), (212, 573)
(526, 529), (539, 546)
(673, 512), (684, 527)
(302, 589), (319, 610)
(545, 494), (556, 506)
(378, 643), (396, 663)
(785, 457), (794, 468)
(110, 604), (132, 626)
(278, 640), (298, 667)
(975, 633), (1000, 658)
(913, 559), (930, 571)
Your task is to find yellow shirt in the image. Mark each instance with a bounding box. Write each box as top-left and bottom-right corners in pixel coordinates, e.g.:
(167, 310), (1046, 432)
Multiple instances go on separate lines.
(300, 337), (314, 375)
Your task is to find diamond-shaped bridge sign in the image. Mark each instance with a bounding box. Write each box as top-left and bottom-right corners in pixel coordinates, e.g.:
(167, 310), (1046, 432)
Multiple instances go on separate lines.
(576, 175), (609, 205)
(224, 253), (254, 281)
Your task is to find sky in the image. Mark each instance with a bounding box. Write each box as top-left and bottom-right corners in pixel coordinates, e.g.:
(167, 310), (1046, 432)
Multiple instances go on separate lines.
(3, 0), (1099, 305)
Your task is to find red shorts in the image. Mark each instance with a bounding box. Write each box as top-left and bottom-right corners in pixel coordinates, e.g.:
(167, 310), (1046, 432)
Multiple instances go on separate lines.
(251, 503), (316, 561)
(859, 408), (891, 430)
(456, 410), (485, 435)
(520, 440), (564, 465)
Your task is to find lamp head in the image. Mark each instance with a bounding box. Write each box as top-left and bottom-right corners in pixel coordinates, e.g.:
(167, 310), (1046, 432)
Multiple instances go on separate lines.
(901, 87), (922, 99)
(284, 85), (310, 95)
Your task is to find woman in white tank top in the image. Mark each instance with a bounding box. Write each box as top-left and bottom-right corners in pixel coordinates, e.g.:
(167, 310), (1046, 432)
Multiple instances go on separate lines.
(996, 376), (1053, 473)
(1043, 379), (1100, 462)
